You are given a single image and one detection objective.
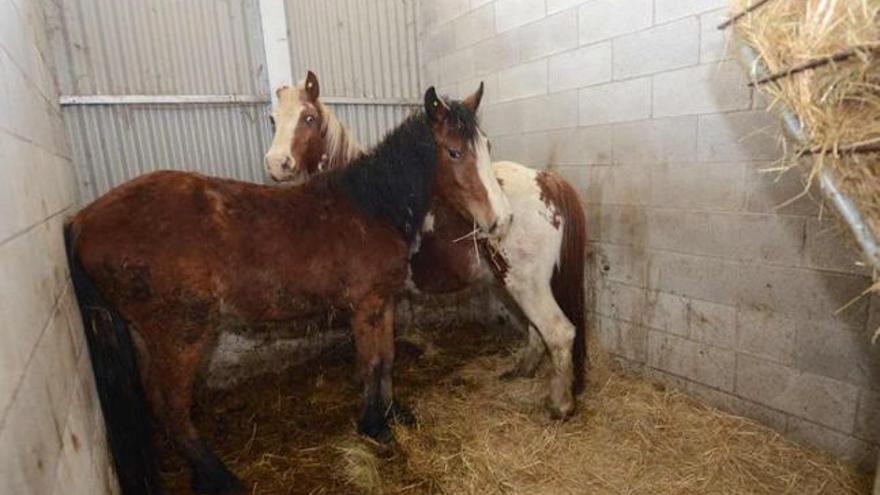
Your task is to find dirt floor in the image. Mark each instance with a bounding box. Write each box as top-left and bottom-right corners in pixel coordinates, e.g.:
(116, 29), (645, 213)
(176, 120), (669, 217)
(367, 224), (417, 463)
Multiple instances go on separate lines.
(158, 324), (872, 494)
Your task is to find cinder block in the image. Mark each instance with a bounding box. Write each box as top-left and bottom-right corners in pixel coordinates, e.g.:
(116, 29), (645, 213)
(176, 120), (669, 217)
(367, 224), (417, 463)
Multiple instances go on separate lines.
(735, 354), (859, 432)
(579, 77), (651, 126)
(517, 11), (577, 61)
(614, 318), (649, 362)
(595, 315), (621, 354)
(583, 164), (652, 205)
(613, 17), (699, 79)
(497, 58), (547, 101)
(490, 133), (526, 161)
(612, 116), (698, 164)
(596, 279), (646, 321)
(697, 110), (783, 162)
(481, 99), (525, 136)
(699, 8), (733, 63)
(578, 0), (652, 46)
(743, 161), (820, 217)
(0, 215), (72, 414)
(646, 250), (871, 328)
(654, 0), (727, 23)
(795, 319), (880, 390)
(437, 47), (476, 86)
(0, 139), (77, 244)
(785, 418), (875, 467)
(553, 125), (614, 165)
(592, 241), (648, 286)
(548, 42), (612, 92)
(586, 204), (649, 247)
(427, 0), (471, 29)
(736, 306), (796, 365)
(549, 165), (591, 193)
(472, 30), (520, 75)
(644, 210), (806, 266)
(649, 161), (747, 211)
(494, 0), (545, 33)
(686, 381), (790, 433)
(854, 389), (880, 443)
(647, 330), (736, 391)
(686, 298), (736, 348)
(421, 25), (455, 62)
(802, 216), (870, 275)
(652, 61), (751, 117)
(520, 90), (578, 133)
(459, 74), (499, 104)
(547, 0), (588, 15)
(643, 290), (690, 337)
(455, 4), (494, 49)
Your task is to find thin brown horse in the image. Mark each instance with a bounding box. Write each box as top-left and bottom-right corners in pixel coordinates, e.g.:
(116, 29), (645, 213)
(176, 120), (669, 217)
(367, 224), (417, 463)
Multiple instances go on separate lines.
(265, 72), (588, 422)
(65, 85), (510, 494)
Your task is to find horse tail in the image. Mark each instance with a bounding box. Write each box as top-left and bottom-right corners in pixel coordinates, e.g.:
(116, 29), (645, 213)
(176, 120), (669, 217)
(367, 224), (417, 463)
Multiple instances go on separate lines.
(544, 173), (588, 396)
(64, 224), (162, 495)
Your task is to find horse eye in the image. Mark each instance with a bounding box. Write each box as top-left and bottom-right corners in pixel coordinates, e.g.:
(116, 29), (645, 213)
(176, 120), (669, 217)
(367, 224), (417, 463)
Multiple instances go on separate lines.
(447, 148), (462, 160)
(305, 115), (316, 125)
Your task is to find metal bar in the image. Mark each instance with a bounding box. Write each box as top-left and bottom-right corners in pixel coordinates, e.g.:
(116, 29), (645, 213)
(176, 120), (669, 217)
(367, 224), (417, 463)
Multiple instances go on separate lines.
(717, 0), (776, 30)
(321, 96), (420, 106)
(59, 94), (420, 106)
(259, 0), (293, 104)
(60, 94), (269, 105)
(749, 45), (878, 87)
(736, 38), (880, 271)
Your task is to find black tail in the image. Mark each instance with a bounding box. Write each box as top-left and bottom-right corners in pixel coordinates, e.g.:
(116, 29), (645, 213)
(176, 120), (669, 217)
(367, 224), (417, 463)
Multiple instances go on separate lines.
(64, 224), (162, 495)
(545, 175), (588, 396)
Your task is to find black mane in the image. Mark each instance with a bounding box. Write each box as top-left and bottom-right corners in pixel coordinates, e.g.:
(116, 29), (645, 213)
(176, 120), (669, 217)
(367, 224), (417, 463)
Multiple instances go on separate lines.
(329, 103), (478, 242)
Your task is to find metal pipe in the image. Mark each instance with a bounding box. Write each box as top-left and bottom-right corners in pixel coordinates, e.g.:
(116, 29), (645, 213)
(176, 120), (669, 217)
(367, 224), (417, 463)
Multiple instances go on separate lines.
(59, 94), (419, 106)
(735, 37), (880, 271)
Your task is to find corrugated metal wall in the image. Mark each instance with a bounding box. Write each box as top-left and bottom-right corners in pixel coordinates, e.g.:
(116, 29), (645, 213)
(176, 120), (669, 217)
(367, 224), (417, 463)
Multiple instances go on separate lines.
(286, 0), (420, 148)
(44, 0), (270, 203)
(45, 0), (420, 203)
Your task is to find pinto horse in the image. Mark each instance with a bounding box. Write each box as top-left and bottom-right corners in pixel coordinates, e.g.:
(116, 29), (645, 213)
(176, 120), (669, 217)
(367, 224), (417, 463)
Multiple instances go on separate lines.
(265, 72), (588, 421)
(65, 85), (510, 495)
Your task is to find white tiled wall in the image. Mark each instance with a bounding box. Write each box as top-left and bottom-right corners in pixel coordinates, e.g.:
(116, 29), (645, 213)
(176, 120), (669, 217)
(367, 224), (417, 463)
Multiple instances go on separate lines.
(0, 0), (116, 493)
(418, 0), (880, 466)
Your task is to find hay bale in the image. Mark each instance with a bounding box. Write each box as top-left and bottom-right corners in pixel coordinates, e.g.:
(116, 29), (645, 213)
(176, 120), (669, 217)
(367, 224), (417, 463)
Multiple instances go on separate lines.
(728, 0), (880, 277)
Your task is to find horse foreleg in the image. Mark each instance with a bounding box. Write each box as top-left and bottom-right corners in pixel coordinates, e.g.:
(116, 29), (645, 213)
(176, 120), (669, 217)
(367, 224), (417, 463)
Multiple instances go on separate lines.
(501, 324), (546, 380)
(505, 281), (576, 419)
(351, 294), (413, 442)
(148, 331), (244, 494)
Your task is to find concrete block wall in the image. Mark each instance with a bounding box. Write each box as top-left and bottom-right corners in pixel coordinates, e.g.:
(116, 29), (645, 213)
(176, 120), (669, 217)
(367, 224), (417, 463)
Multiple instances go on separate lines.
(417, 0), (880, 465)
(0, 0), (117, 493)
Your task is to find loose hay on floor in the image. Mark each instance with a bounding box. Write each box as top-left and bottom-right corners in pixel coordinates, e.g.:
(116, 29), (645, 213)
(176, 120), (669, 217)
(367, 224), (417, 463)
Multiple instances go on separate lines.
(161, 324), (870, 494)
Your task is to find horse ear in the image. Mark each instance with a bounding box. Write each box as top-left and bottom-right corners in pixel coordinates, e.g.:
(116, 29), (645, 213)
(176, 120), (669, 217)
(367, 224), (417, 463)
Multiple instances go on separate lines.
(424, 86), (449, 123)
(462, 81), (484, 111)
(305, 71), (320, 101)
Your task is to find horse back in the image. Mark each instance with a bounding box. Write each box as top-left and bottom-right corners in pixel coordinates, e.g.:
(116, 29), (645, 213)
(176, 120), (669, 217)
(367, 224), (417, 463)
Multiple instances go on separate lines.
(70, 171), (409, 326)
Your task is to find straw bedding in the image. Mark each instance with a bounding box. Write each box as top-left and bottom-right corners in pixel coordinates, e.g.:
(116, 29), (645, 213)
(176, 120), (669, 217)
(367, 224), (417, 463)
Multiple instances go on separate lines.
(159, 323), (868, 494)
(729, 0), (880, 281)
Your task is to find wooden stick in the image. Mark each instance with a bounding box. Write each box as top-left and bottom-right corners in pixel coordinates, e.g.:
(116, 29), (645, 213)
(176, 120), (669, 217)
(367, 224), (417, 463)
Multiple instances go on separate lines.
(717, 0), (776, 30)
(749, 46), (877, 87)
(800, 143), (880, 156)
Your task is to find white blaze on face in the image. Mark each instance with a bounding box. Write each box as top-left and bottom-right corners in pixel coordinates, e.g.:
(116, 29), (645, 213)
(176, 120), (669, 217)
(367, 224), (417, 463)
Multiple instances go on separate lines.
(264, 89), (305, 183)
(474, 130), (512, 235)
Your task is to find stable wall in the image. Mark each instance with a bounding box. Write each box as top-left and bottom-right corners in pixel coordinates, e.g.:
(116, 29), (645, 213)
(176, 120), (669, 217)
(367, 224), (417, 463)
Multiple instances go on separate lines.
(0, 0), (116, 493)
(417, 0), (880, 465)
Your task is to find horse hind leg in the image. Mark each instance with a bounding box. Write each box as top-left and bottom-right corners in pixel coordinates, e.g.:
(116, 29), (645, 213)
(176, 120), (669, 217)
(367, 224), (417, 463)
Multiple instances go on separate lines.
(506, 282), (576, 419)
(501, 324), (546, 380)
(147, 328), (244, 494)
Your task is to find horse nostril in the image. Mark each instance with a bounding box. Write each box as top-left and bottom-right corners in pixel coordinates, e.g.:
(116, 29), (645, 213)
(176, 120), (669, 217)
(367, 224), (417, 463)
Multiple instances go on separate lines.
(281, 157), (292, 171)
(488, 219), (498, 234)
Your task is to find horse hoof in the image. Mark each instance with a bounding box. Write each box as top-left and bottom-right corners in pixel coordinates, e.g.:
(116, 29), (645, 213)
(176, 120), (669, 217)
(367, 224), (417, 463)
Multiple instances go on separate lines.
(388, 402), (417, 427)
(358, 421), (394, 444)
(545, 398), (575, 421)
